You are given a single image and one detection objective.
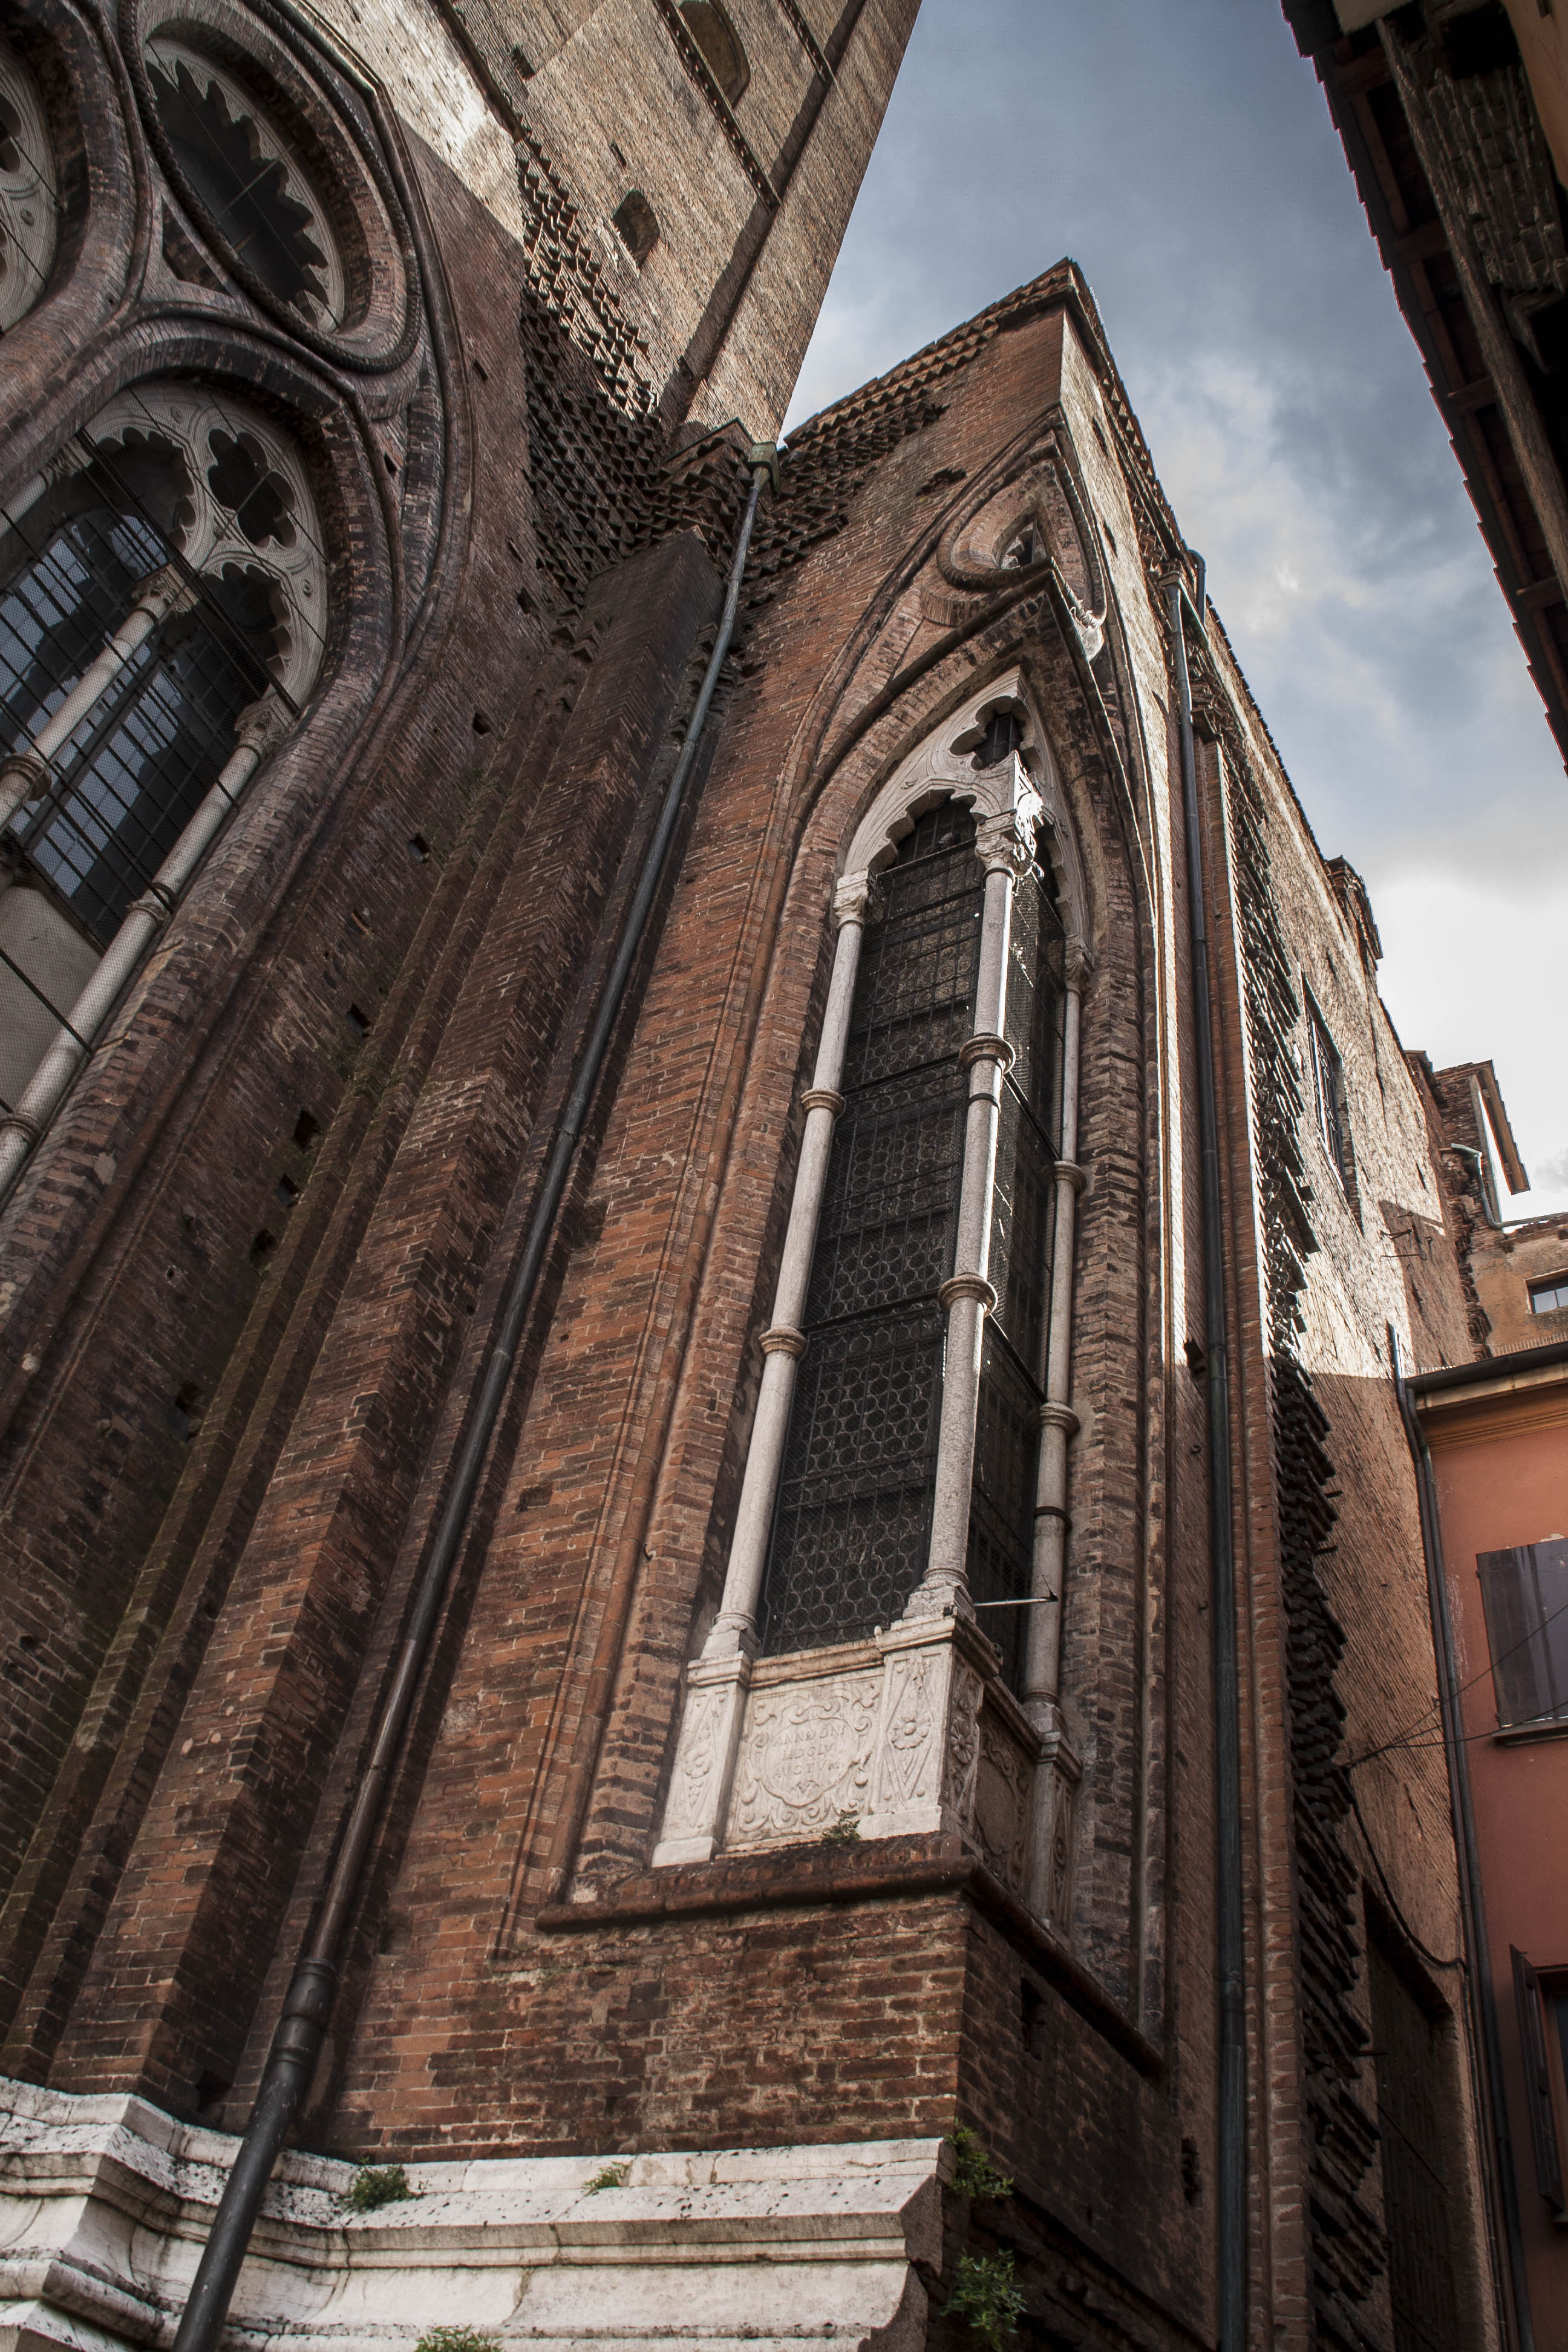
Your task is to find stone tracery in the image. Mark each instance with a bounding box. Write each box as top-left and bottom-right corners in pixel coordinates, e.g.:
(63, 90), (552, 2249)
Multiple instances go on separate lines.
(0, 34), (59, 335)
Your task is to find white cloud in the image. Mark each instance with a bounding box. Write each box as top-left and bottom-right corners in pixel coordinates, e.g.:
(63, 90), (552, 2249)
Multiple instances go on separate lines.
(1374, 875), (1568, 1218)
(786, 0), (1567, 1218)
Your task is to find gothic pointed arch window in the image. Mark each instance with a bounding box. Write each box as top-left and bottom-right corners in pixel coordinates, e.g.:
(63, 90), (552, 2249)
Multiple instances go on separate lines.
(758, 792), (1065, 1689)
(0, 381), (325, 1165)
(656, 676), (1093, 1922)
(0, 33), (60, 333)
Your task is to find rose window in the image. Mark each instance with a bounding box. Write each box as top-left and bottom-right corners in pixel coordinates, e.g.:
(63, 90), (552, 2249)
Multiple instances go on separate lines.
(145, 38), (345, 327)
(0, 34), (59, 333)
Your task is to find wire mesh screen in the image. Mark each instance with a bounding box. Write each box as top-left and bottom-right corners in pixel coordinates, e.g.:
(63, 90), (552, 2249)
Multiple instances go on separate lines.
(968, 861), (1062, 1684)
(759, 801), (981, 1654)
(0, 433), (282, 954)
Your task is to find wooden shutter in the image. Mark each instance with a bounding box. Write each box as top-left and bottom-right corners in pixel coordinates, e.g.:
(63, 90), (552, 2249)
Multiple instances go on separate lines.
(1511, 1944), (1565, 2207)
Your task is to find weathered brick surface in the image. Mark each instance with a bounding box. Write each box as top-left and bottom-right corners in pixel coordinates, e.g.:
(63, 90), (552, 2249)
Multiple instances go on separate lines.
(0, 8), (1512, 2344)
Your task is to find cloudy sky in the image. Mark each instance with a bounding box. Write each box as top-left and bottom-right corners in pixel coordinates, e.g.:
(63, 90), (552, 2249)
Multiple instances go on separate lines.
(785, 0), (1568, 1217)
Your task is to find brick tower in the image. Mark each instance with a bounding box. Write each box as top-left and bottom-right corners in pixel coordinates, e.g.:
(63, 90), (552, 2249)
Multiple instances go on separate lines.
(0, 9), (1525, 2352)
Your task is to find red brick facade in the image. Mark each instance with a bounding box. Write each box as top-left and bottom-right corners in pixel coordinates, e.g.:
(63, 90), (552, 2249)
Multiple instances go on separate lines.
(0, 5), (1521, 2347)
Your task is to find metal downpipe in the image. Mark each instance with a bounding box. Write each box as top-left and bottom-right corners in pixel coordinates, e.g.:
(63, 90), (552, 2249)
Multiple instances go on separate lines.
(170, 451), (774, 2352)
(1166, 566), (1247, 2352)
(1393, 1333), (1534, 2352)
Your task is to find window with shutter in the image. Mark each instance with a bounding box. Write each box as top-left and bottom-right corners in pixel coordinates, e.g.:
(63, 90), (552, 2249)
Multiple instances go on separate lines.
(1477, 1537), (1568, 1728)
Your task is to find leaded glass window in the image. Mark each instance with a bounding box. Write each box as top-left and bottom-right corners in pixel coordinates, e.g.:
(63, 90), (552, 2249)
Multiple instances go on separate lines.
(0, 433), (284, 948)
(758, 797), (1064, 1685)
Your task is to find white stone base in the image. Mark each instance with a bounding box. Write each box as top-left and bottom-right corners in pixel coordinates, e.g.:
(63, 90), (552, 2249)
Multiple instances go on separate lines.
(0, 2079), (942, 2351)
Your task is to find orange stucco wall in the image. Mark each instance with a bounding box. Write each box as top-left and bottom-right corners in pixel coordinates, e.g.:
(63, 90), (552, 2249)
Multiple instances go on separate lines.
(1425, 1373), (1568, 2348)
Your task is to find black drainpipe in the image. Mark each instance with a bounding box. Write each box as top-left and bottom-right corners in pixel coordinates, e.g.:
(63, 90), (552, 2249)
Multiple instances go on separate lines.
(1166, 561), (1247, 2352)
(1393, 1332), (1535, 2352)
(171, 446), (776, 2352)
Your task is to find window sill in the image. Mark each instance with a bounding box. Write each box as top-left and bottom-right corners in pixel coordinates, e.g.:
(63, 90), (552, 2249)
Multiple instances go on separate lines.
(1493, 1716), (1568, 1746)
(534, 1831), (1161, 2077)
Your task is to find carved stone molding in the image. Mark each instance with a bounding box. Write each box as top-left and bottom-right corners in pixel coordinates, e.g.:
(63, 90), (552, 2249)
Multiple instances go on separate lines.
(657, 1612), (1047, 1895)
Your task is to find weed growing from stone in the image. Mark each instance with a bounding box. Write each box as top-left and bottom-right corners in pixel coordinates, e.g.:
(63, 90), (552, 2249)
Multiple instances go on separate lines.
(584, 2161), (629, 2192)
(947, 2126), (1013, 2202)
(414, 2329), (500, 2352)
(343, 2164), (416, 2213)
(819, 1811), (860, 1843)
(944, 2250), (1025, 2348)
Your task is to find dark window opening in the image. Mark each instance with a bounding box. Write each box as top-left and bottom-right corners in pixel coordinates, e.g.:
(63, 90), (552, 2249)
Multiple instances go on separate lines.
(1511, 1946), (1567, 2213)
(757, 797), (1063, 1688)
(612, 189), (659, 267)
(1368, 1926), (1463, 2352)
(1306, 996), (1353, 1192)
(679, 1), (749, 103)
(145, 47), (339, 325)
(1477, 1536), (1568, 1727)
(1529, 1275), (1568, 1316)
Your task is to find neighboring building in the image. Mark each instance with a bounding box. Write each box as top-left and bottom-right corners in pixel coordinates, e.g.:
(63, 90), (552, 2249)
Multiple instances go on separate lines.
(0, 7), (1541, 2351)
(1282, 0), (1568, 766)
(1405, 1341), (1568, 2352)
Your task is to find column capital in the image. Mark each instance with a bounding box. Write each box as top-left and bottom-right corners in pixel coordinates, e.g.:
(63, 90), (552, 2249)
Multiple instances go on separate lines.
(799, 1086), (844, 1118)
(759, 1323), (806, 1357)
(1052, 1160), (1087, 1194)
(1064, 933), (1093, 988)
(1036, 1400), (1080, 1436)
(834, 869), (880, 928)
(232, 693), (295, 760)
(137, 563), (201, 623)
(974, 806), (1036, 880)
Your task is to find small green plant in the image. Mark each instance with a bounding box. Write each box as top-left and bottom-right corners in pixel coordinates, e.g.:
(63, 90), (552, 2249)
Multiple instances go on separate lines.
(414, 2330), (500, 2352)
(342, 2163), (416, 2213)
(584, 2161), (629, 2193)
(943, 2250), (1025, 2350)
(820, 1811), (861, 1844)
(947, 2125), (1013, 2203)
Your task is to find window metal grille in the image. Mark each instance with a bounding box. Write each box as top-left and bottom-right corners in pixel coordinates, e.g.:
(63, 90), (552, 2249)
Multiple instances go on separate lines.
(759, 799), (1064, 1685)
(760, 802), (978, 1655)
(1477, 1535), (1568, 1726)
(1307, 1001), (1351, 1189)
(970, 861), (1063, 1684)
(1368, 1933), (1463, 2352)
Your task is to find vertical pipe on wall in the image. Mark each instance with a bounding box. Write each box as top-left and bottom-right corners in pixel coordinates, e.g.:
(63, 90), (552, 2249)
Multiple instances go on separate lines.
(1394, 1333), (1535, 2352)
(1166, 566), (1247, 2352)
(168, 452), (774, 2352)
(1021, 941), (1087, 1925)
(1024, 942), (1087, 1706)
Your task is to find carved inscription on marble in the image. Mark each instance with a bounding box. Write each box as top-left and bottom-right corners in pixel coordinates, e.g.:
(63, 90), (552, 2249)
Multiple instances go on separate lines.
(728, 1670), (880, 1843)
